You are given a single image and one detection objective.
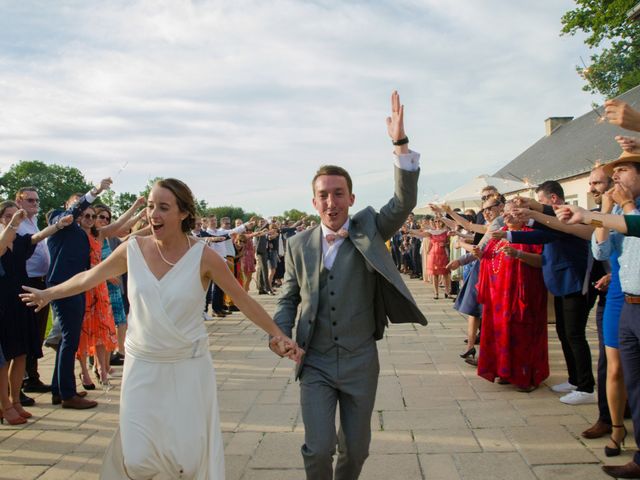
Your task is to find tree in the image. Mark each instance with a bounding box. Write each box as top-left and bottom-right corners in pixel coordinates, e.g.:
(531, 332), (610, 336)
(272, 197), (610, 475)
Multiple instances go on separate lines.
(100, 190), (139, 217)
(561, 0), (640, 97)
(0, 160), (93, 228)
(282, 209), (318, 223)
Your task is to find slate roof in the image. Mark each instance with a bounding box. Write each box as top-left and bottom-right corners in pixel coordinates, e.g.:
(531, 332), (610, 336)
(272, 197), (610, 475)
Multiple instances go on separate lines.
(493, 84), (640, 185)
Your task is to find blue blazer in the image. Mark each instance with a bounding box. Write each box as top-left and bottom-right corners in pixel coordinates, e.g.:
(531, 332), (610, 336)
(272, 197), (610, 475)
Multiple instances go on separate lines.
(46, 195), (92, 285)
(509, 208), (588, 297)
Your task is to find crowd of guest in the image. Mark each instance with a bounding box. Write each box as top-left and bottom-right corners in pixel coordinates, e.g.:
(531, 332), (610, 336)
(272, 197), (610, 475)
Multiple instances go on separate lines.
(388, 98), (640, 478)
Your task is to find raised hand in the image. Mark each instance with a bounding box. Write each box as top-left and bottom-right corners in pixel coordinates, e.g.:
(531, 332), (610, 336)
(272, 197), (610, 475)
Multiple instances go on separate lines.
(500, 245), (519, 258)
(602, 189), (615, 214)
(490, 230), (507, 240)
(386, 90), (406, 143)
(57, 214), (74, 228)
(615, 135), (640, 153)
(97, 177), (113, 194)
(9, 209), (27, 228)
(134, 196), (147, 208)
(604, 100), (640, 132)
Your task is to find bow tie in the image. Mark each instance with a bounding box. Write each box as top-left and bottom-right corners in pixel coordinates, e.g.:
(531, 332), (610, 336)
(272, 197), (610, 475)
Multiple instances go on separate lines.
(325, 229), (349, 245)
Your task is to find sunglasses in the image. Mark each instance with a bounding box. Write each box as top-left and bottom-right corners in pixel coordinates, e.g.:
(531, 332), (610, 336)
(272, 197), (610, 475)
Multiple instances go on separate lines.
(482, 205), (498, 213)
(83, 213), (97, 220)
(97, 214), (111, 221)
(24, 198), (40, 204)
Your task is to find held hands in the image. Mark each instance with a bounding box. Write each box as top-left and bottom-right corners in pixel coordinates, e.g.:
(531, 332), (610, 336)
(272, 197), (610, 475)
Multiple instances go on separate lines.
(554, 204), (589, 225)
(446, 259), (460, 271)
(500, 245), (519, 258)
(269, 336), (305, 364)
(19, 286), (52, 313)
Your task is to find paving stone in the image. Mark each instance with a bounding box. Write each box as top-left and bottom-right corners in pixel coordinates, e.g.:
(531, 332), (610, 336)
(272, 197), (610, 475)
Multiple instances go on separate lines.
(419, 453), (460, 479)
(533, 463), (612, 479)
(246, 432), (305, 469)
(383, 406), (467, 431)
(360, 453), (423, 480)
(460, 399), (527, 428)
(370, 430), (416, 454)
(238, 404), (299, 432)
(455, 452), (537, 479)
(414, 428), (481, 453)
(506, 425), (599, 465)
(472, 428), (516, 452)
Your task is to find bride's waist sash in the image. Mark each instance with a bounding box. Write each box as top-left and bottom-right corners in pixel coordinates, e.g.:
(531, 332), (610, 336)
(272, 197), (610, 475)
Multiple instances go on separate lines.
(125, 335), (210, 363)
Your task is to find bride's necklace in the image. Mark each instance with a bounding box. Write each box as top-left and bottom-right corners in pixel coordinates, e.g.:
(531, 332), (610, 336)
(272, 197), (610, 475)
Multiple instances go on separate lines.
(154, 235), (190, 267)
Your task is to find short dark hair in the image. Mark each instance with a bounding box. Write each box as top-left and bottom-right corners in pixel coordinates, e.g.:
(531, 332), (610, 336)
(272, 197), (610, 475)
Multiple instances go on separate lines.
(312, 165), (353, 194)
(155, 178), (196, 233)
(15, 187), (37, 201)
(536, 180), (565, 201)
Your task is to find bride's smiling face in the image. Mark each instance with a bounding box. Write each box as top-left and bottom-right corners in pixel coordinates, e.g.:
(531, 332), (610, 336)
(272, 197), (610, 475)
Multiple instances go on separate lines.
(147, 186), (187, 239)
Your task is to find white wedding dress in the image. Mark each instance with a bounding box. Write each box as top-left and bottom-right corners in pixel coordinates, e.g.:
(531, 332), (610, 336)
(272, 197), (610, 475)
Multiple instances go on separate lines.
(100, 238), (224, 479)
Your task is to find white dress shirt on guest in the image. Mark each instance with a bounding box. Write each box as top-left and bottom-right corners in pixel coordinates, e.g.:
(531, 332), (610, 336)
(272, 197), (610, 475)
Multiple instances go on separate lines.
(17, 216), (50, 277)
(207, 224), (247, 258)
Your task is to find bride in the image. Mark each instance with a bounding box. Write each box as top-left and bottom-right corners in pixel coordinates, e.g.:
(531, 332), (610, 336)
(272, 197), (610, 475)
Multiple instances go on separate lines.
(21, 178), (302, 480)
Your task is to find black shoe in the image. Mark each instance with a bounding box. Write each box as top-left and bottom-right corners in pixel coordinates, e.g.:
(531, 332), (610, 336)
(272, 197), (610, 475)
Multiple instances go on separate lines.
(109, 352), (124, 366)
(258, 290), (267, 295)
(213, 310), (228, 317)
(227, 305), (240, 312)
(20, 390), (35, 406)
(52, 394), (61, 405)
(23, 378), (52, 393)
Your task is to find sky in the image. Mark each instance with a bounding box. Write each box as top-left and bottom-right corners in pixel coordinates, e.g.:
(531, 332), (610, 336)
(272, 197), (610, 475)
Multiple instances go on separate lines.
(0, 0), (599, 216)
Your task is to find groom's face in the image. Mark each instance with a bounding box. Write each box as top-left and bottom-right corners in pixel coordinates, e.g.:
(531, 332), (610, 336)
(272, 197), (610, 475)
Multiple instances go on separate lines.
(312, 174), (355, 232)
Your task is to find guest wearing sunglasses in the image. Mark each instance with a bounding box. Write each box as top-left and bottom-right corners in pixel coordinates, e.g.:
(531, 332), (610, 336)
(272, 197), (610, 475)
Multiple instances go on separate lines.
(14, 187), (51, 402)
(45, 179), (112, 409)
(76, 199), (146, 389)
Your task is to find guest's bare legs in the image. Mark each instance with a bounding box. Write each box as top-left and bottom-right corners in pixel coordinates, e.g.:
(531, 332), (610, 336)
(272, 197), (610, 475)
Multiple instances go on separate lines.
(467, 316), (480, 346)
(116, 325), (127, 356)
(605, 347), (628, 450)
(78, 354), (92, 386)
(9, 355), (30, 416)
(432, 274), (440, 298)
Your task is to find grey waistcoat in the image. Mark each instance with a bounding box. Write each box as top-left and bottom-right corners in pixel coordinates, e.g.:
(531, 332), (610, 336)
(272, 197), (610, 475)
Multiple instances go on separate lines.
(308, 239), (377, 354)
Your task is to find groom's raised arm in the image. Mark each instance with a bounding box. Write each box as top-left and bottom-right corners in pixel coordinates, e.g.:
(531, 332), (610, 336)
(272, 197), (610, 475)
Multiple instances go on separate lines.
(376, 91), (420, 241)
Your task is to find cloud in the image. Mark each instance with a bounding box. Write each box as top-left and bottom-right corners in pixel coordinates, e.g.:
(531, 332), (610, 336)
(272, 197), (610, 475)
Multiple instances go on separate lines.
(0, 0), (593, 214)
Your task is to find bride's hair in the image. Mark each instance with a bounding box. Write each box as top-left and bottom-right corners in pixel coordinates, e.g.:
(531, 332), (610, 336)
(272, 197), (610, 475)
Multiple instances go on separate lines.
(155, 178), (197, 233)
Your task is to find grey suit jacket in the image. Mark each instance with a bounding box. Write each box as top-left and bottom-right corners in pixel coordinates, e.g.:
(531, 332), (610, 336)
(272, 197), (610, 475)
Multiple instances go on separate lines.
(273, 166), (428, 377)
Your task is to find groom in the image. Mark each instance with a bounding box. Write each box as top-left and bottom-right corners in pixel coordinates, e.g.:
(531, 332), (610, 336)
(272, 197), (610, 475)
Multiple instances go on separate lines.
(272, 91), (427, 479)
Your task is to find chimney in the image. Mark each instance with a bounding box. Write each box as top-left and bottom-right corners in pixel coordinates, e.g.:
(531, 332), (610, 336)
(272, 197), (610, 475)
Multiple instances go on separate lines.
(545, 117), (573, 136)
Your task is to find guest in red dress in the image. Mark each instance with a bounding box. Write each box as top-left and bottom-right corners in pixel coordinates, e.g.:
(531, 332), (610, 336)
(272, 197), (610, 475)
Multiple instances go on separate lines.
(410, 218), (452, 299)
(476, 201), (548, 392)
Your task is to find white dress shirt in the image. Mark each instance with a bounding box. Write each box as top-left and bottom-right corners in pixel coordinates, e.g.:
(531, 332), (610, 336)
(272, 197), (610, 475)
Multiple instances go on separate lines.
(207, 224), (247, 258)
(17, 216), (50, 277)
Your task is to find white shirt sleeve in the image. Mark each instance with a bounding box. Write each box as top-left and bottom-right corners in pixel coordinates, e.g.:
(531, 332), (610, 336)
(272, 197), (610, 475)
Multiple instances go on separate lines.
(393, 150), (420, 172)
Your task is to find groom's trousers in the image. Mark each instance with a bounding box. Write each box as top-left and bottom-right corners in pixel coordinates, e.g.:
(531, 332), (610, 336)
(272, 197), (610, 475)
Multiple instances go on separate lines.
(299, 341), (379, 480)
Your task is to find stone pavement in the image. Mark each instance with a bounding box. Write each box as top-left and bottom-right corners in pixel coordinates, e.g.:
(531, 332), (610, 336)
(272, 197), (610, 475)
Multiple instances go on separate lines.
(0, 277), (631, 479)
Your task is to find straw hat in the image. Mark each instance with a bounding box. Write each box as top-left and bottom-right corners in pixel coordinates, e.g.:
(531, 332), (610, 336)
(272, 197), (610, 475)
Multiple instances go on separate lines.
(603, 150), (640, 177)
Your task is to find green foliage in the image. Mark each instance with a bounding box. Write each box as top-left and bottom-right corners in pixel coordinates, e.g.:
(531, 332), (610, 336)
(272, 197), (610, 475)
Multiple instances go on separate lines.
(282, 209), (319, 223)
(100, 190), (139, 217)
(202, 205), (260, 223)
(561, 0), (640, 97)
(0, 160), (92, 228)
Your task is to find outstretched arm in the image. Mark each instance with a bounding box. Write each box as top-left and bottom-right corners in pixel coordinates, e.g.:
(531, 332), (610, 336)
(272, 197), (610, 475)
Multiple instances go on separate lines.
(202, 247), (302, 362)
(442, 205), (487, 234)
(100, 197), (146, 238)
(20, 242), (128, 310)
